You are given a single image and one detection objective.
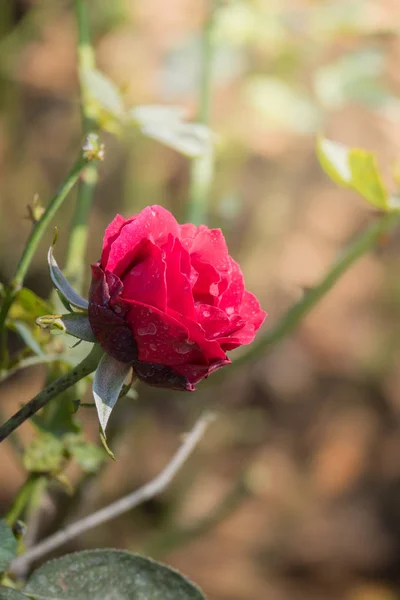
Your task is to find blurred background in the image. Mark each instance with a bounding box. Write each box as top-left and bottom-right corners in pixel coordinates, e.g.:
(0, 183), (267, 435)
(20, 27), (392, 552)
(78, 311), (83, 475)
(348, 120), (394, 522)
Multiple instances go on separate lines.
(2, 1), (400, 599)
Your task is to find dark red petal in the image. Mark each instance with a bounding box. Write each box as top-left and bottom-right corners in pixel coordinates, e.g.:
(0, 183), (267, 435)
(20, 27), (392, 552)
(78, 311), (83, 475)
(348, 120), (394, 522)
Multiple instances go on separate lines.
(121, 240), (167, 312)
(101, 214), (132, 269)
(239, 291), (267, 331)
(88, 303), (138, 363)
(174, 357), (231, 385)
(132, 360), (195, 391)
(105, 206), (180, 276)
(126, 301), (209, 367)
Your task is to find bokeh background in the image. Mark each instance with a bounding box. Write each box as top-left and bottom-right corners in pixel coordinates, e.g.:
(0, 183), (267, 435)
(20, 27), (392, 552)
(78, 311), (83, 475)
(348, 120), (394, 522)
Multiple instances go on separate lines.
(2, 1), (400, 599)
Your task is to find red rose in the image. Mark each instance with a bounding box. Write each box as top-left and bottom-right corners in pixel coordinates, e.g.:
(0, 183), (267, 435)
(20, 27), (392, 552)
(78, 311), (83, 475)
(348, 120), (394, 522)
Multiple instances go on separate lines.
(88, 206), (266, 390)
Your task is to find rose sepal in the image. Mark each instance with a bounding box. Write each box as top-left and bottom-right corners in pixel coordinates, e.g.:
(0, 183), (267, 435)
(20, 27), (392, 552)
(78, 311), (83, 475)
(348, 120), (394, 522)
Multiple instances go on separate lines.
(48, 245), (89, 311)
(93, 354), (132, 435)
(36, 313), (96, 342)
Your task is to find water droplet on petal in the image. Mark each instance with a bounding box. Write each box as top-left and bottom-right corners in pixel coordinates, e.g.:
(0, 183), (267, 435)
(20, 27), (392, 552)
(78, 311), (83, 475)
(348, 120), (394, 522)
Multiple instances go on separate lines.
(137, 323), (157, 336)
(202, 309), (211, 318)
(226, 306), (235, 315)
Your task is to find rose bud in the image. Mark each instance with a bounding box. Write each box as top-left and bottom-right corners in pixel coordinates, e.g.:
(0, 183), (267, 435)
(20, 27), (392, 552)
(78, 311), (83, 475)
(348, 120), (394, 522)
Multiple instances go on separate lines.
(88, 206), (266, 391)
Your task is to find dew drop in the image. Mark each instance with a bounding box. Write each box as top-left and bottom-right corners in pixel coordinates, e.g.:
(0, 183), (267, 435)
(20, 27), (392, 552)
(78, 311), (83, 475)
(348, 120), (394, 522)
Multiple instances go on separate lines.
(149, 343), (157, 351)
(137, 323), (157, 336)
(226, 306), (235, 316)
(202, 309), (211, 318)
(173, 341), (194, 355)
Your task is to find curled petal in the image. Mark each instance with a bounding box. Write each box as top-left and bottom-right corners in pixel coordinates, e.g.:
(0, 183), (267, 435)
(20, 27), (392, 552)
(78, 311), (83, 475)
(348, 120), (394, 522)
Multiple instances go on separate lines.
(104, 206), (180, 275)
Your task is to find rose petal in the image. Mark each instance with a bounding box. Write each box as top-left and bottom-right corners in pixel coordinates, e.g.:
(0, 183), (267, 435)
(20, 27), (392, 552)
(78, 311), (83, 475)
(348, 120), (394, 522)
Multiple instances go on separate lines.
(218, 258), (245, 314)
(163, 235), (195, 318)
(218, 323), (257, 350)
(191, 258), (221, 306)
(195, 304), (243, 340)
(190, 226), (231, 273)
(101, 214), (132, 268)
(121, 239), (167, 312)
(175, 312), (229, 363)
(105, 205), (180, 275)
(132, 360), (195, 391)
(240, 291), (267, 331)
(126, 301), (208, 366)
(174, 357), (231, 385)
(179, 223), (198, 251)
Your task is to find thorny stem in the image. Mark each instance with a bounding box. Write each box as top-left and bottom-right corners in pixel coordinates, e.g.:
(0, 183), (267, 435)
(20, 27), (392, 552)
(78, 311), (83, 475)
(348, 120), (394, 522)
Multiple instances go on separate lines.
(0, 154), (90, 368)
(229, 210), (400, 372)
(0, 345), (103, 444)
(10, 412), (214, 572)
(187, 0), (217, 225)
(64, 0), (98, 294)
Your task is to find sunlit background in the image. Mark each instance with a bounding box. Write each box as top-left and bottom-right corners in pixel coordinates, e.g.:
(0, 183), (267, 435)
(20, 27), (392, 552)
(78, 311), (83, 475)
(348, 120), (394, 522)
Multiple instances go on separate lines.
(2, 1), (400, 599)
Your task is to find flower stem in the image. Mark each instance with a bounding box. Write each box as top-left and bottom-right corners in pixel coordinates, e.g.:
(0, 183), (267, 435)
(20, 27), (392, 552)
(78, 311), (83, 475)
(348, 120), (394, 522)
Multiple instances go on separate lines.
(230, 211), (400, 371)
(187, 1), (217, 225)
(64, 0), (98, 294)
(0, 345), (103, 444)
(0, 154), (89, 367)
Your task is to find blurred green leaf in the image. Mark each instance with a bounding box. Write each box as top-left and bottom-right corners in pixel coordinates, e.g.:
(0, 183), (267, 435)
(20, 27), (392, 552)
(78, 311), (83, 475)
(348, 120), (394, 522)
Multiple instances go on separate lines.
(0, 587), (28, 600)
(314, 49), (390, 110)
(11, 321), (44, 356)
(65, 436), (107, 474)
(244, 76), (321, 133)
(0, 520), (17, 572)
(83, 69), (124, 118)
(25, 550), (206, 599)
(9, 288), (52, 323)
(23, 433), (65, 474)
(130, 106), (214, 157)
(317, 137), (389, 210)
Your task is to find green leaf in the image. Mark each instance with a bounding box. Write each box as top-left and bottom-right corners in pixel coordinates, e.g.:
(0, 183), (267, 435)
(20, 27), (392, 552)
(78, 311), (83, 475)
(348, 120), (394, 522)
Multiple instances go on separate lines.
(23, 433), (65, 474)
(317, 137), (389, 210)
(0, 520), (17, 572)
(83, 69), (124, 118)
(25, 550), (206, 600)
(0, 587), (28, 600)
(9, 288), (52, 323)
(64, 436), (106, 473)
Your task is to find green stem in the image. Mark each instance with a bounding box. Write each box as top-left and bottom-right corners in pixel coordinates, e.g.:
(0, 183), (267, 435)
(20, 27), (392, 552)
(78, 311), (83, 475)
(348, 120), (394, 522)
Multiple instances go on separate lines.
(0, 155), (88, 366)
(0, 345), (103, 444)
(5, 475), (41, 526)
(187, 1), (217, 225)
(64, 0), (97, 294)
(230, 211), (400, 372)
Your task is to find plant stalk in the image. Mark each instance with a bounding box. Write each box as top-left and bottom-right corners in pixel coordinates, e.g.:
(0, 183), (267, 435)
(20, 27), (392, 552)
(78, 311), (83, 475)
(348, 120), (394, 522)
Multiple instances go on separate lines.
(0, 155), (89, 367)
(64, 0), (98, 294)
(0, 345), (103, 444)
(187, 0), (217, 225)
(230, 211), (400, 371)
